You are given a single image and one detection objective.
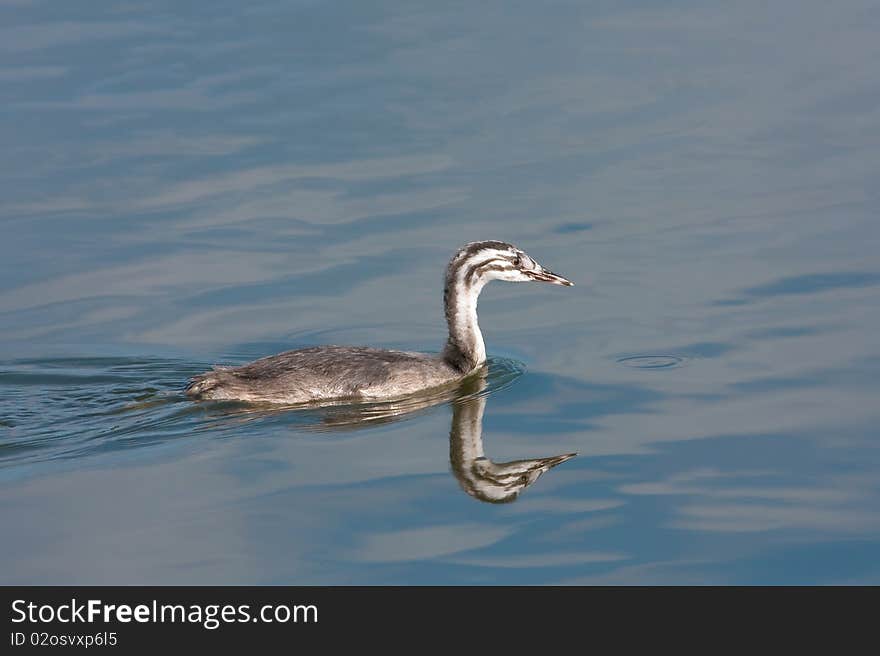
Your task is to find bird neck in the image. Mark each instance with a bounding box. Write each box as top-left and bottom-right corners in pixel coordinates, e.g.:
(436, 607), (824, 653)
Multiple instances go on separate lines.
(442, 273), (487, 373)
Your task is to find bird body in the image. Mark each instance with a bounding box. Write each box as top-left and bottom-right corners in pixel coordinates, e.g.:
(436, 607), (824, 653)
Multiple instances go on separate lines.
(186, 240), (571, 404)
(185, 346), (460, 404)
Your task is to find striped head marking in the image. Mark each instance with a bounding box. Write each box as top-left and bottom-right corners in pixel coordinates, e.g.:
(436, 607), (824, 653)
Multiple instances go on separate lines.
(448, 240), (573, 288)
(463, 453), (578, 504)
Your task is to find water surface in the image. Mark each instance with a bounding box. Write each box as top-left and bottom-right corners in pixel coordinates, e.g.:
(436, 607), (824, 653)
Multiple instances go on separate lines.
(2, 0), (879, 584)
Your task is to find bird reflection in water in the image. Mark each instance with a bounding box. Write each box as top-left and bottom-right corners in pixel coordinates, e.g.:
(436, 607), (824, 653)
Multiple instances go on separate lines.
(448, 371), (576, 503)
(200, 362), (575, 503)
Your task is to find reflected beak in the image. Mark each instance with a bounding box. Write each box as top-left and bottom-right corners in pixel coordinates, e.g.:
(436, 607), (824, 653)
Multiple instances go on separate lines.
(543, 452), (578, 467)
(527, 267), (574, 286)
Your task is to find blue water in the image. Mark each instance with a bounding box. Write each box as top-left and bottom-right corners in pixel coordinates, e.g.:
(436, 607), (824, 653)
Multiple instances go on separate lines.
(2, 0), (879, 584)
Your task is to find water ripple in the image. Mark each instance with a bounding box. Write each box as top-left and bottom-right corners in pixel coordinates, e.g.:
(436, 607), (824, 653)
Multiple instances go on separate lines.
(616, 355), (686, 370)
(0, 354), (525, 467)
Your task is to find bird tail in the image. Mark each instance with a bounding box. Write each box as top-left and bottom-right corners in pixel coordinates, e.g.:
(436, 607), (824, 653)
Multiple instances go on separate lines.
(184, 366), (229, 398)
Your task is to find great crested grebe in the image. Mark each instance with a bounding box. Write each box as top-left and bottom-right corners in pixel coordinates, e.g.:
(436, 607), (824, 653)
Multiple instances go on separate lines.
(185, 240), (572, 404)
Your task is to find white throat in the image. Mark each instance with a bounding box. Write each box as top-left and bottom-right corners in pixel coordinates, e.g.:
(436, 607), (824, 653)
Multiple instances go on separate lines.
(443, 272), (488, 372)
(454, 278), (486, 364)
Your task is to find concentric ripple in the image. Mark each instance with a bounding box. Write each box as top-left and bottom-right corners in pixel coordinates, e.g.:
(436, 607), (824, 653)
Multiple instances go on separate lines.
(616, 355), (686, 370)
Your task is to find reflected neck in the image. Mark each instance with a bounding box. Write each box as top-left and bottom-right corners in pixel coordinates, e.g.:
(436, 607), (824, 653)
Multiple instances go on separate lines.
(449, 394), (487, 474)
(442, 272), (487, 373)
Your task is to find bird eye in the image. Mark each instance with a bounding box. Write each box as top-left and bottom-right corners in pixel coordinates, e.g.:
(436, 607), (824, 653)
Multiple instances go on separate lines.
(513, 254), (522, 267)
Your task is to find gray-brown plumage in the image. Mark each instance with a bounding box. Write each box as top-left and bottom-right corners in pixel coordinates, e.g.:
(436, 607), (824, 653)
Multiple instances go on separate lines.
(186, 240), (572, 404)
(186, 346), (462, 404)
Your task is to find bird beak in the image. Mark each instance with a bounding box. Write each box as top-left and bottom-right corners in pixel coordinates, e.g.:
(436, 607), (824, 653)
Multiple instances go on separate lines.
(527, 266), (574, 286)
